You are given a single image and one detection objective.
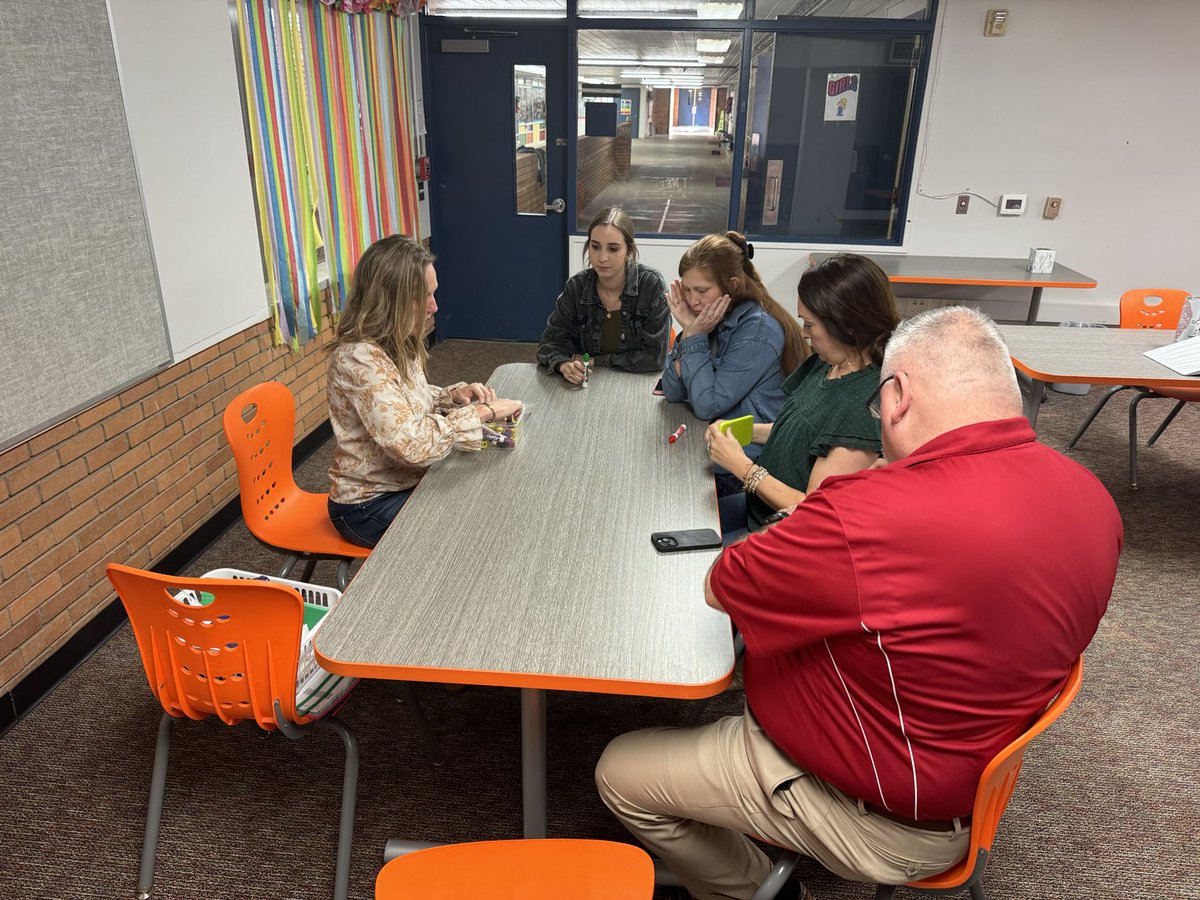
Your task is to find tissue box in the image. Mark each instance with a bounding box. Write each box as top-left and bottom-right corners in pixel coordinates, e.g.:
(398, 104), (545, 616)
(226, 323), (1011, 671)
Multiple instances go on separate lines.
(1175, 297), (1200, 342)
(1027, 247), (1056, 274)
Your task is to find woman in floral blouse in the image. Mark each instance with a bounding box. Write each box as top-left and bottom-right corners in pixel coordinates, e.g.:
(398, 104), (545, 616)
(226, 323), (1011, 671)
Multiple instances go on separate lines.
(326, 235), (523, 548)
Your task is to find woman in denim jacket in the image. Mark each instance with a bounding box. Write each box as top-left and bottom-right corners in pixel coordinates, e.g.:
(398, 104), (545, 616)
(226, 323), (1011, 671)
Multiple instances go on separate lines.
(661, 232), (806, 426)
(537, 207), (670, 384)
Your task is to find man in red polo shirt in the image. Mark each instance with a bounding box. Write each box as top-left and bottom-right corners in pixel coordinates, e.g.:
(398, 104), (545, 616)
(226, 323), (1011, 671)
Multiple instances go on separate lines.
(596, 306), (1122, 900)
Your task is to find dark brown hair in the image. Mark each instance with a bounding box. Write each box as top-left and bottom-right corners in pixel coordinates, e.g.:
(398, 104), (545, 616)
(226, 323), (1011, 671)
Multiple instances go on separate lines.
(678, 231), (807, 374)
(582, 206), (638, 271)
(797, 253), (899, 367)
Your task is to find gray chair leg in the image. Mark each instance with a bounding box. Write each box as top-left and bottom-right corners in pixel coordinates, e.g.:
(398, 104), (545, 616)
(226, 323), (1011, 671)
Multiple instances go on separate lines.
(315, 717), (359, 900)
(390, 681), (445, 765)
(1067, 385), (1135, 449)
(749, 850), (801, 900)
(969, 880), (988, 900)
(335, 559), (352, 591)
(137, 712), (175, 899)
(300, 557), (318, 582)
(1147, 399), (1186, 446)
(874, 886), (899, 899)
(278, 553), (301, 580)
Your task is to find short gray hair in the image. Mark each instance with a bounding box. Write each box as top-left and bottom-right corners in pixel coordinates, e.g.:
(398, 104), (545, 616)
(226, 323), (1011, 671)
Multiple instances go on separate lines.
(883, 306), (1020, 404)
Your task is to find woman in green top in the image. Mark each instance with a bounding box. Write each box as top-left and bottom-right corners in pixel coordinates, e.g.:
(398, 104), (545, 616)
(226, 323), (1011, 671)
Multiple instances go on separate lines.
(705, 253), (900, 539)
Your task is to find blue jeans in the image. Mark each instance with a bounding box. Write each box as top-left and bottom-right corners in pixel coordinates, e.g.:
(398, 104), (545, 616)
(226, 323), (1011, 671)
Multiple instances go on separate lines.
(718, 491), (749, 545)
(328, 490), (412, 548)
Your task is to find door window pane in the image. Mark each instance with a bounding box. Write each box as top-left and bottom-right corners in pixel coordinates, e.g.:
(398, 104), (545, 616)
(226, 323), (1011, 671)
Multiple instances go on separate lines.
(739, 31), (921, 241)
(576, 29), (740, 235)
(754, 0), (930, 21)
(515, 65), (548, 215)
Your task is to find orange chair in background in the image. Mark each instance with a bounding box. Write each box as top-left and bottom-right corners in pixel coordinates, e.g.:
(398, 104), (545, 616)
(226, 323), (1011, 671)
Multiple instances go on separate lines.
(107, 564), (361, 900)
(751, 656), (1085, 900)
(222, 381), (369, 590)
(1116, 288), (1189, 329)
(1067, 289), (1196, 487)
(375, 839), (655, 900)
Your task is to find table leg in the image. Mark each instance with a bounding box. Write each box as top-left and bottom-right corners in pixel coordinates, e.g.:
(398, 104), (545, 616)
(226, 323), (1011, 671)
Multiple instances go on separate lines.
(1024, 379), (1045, 428)
(1025, 286), (1044, 325)
(521, 687), (547, 839)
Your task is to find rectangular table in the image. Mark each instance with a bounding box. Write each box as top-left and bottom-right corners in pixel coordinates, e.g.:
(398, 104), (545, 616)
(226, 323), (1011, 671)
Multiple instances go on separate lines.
(314, 364), (734, 845)
(810, 253), (1096, 324)
(997, 325), (1200, 427)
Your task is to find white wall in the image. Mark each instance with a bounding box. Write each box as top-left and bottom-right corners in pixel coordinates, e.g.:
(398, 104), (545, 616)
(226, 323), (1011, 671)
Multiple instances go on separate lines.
(576, 0), (1200, 325)
(108, 0), (268, 361)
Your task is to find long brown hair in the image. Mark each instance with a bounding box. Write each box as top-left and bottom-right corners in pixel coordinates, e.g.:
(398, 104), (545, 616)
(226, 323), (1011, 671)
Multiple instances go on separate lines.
(582, 206), (638, 272)
(798, 254), (899, 367)
(329, 234), (434, 382)
(678, 231), (807, 374)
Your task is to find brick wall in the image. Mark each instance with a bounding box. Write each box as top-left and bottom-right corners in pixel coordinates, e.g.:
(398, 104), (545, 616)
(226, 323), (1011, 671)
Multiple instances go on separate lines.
(577, 135), (617, 213)
(0, 303), (337, 696)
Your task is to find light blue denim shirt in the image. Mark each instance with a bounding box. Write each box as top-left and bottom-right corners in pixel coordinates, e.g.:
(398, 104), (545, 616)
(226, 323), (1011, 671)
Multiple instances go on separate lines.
(661, 300), (787, 424)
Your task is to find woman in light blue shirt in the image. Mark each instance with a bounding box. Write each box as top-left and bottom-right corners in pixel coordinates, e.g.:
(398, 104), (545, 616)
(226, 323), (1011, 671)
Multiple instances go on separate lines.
(662, 231), (806, 427)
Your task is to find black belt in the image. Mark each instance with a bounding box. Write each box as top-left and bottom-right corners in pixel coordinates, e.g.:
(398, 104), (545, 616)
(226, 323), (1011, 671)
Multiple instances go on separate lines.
(863, 802), (969, 833)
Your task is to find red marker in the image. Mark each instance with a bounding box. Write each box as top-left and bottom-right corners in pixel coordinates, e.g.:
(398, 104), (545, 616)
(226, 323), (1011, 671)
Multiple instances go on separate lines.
(668, 424), (687, 444)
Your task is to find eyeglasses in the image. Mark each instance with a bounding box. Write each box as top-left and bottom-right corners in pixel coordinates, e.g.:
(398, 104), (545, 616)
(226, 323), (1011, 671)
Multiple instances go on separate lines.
(865, 374), (897, 419)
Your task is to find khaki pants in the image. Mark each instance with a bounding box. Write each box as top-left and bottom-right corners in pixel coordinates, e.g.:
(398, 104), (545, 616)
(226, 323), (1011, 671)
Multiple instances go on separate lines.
(595, 711), (969, 900)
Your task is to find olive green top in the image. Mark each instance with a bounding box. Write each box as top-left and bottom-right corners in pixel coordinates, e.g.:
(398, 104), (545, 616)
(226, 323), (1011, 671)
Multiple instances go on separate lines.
(748, 355), (882, 530)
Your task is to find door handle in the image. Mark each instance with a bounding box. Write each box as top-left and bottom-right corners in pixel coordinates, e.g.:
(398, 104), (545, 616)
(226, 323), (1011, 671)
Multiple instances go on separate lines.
(544, 198), (565, 213)
(767, 176), (779, 211)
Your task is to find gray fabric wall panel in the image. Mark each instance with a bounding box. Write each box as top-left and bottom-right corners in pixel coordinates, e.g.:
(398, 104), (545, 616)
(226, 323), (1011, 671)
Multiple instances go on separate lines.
(0, 0), (171, 449)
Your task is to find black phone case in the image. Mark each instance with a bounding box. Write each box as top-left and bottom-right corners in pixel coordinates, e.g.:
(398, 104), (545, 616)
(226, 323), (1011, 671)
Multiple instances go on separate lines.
(651, 528), (722, 553)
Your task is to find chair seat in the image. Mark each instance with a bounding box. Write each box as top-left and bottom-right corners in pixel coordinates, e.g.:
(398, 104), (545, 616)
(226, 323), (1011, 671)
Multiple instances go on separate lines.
(256, 488), (371, 559)
(1152, 386), (1200, 402)
(375, 839), (654, 899)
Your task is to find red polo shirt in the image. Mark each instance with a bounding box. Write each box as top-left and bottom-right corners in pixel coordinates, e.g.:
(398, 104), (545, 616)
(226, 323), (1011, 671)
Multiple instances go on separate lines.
(710, 418), (1122, 820)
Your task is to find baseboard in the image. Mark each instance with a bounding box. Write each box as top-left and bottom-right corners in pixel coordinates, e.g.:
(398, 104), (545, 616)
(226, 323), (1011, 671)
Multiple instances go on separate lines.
(0, 420), (333, 740)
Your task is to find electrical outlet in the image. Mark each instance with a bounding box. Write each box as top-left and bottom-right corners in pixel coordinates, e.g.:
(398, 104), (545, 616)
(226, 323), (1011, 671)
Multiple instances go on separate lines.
(956, 195), (970, 215)
(1043, 196), (1062, 220)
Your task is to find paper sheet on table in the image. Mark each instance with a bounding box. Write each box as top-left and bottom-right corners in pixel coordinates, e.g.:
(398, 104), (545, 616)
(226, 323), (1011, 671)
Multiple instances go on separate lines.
(1143, 334), (1200, 376)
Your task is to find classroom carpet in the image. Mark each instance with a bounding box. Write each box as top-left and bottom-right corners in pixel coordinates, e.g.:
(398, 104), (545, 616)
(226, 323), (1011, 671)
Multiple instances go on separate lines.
(0, 338), (1197, 900)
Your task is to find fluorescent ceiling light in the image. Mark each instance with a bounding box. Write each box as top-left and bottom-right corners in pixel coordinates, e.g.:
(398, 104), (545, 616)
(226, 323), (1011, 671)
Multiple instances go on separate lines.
(695, 38), (732, 52)
(697, 53), (725, 63)
(621, 69), (704, 77)
(587, 58), (704, 67)
(697, 2), (742, 18)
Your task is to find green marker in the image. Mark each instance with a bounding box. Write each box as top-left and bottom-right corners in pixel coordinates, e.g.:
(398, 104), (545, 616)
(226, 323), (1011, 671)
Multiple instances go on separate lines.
(582, 352), (590, 388)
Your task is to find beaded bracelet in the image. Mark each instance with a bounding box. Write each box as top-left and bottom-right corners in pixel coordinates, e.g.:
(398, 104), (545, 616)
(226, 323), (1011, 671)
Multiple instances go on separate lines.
(743, 464), (769, 496)
(478, 402), (496, 422)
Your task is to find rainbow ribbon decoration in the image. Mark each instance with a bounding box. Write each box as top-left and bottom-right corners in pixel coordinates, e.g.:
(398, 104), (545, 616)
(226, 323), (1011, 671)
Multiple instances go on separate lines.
(236, 0), (422, 347)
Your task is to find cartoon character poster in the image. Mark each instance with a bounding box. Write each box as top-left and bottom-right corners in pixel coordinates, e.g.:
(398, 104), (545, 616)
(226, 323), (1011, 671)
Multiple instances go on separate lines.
(824, 73), (860, 122)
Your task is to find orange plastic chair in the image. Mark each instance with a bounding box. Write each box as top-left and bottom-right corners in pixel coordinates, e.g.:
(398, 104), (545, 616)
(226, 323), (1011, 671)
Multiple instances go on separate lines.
(106, 563), (361, 900)
(375, 839), (655, 899)
(222, 381), (369, 590)
(751, 656), (1085, 900)
(1068, 289), (1194, 487)
(1116, 288), (1190, 329)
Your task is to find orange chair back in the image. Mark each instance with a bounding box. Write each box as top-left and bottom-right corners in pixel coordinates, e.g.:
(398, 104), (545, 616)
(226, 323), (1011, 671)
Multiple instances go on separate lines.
(1118, 289), (1189, 330)
(222, 382), (368, 559)
(107, 563), (308, 730)
(908, 655), (1084, 891)
(375, 839), (654, 899)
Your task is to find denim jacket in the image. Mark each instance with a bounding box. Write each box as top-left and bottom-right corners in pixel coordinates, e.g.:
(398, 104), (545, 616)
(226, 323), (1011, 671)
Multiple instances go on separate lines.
(536, 263), (670, 376)
(661, 300), (787, 423)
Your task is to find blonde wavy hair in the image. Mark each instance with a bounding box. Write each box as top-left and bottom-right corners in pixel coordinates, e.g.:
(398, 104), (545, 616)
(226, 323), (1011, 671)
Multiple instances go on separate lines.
(329, 234), (434, 382)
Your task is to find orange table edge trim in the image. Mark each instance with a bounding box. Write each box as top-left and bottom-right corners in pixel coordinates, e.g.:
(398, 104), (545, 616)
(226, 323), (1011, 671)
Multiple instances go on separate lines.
(1009, 356), (1193, 388)
(313, 648), (734, 700)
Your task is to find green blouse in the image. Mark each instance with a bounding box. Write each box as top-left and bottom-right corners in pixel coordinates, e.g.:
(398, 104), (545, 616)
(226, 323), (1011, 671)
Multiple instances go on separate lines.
(747, 355), (882, 530)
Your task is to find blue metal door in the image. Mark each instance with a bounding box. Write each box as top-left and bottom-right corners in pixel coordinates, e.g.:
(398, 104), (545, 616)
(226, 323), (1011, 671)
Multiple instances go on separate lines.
(424, 24), (568, 341)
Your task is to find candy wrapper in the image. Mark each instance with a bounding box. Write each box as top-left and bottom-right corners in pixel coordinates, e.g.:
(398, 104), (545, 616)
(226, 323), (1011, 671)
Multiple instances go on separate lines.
(481, 405), (526, 450)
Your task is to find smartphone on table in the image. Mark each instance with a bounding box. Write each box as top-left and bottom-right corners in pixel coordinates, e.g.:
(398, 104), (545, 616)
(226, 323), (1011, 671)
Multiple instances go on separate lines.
(651, 528), (722, 553)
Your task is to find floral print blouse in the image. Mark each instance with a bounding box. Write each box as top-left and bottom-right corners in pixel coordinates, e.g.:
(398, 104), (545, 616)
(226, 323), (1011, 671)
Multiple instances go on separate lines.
(327, 341), (483, 504)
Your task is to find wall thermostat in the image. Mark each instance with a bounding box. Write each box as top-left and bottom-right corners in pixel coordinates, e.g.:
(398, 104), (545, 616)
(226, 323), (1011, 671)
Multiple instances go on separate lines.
(999, 193), (1026, 216)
